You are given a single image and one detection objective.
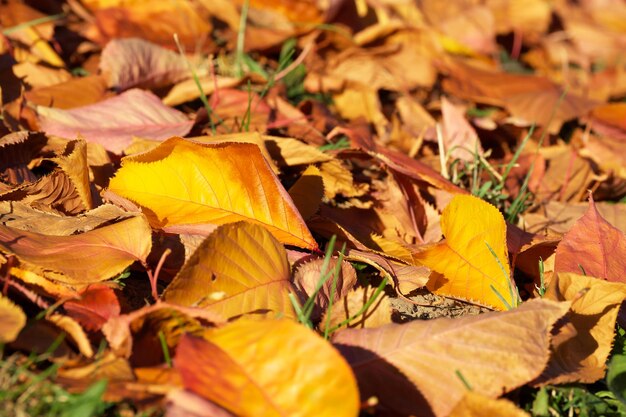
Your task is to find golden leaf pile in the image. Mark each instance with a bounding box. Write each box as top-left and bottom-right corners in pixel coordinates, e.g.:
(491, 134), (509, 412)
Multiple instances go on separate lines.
(1, 0), (626, 416)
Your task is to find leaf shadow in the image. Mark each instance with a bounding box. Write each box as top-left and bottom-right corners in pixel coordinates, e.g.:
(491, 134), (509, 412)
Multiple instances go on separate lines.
(334, 344), (435, 417)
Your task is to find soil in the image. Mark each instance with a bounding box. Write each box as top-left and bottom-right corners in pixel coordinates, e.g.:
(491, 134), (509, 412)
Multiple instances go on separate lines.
(390, 289), (492, 322)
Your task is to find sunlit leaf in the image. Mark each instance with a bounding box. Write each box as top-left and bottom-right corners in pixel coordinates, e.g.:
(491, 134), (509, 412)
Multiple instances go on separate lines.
(0, 216), (152, 285)
(38, 89), (193, 154)
(0, 294), (26, 343)
(108, 137), (317, 250)
(412, 194), (514, 310)
(176, 319), (359, 417)
(163, 222), (295, 320)
(333, 298), (569, 417)
(99, 38), (189, 91)
(554, 195), (626, 281)
(537, 272), (626, 384)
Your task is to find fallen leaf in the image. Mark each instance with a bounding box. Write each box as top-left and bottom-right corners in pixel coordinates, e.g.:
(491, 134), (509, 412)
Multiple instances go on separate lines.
(293, 256), (357, 321)
(554, 195), (626, 281)
(64, 284), (121, 331)
(0, 169), (87, 215)
(441, 96), (483, 162)
(449, 391), (530, 417)
(0, 215), (152, 285)
(100, 38), (190, 91)
(333, 298), (569, 417)
(102, 302), (224, 358)
(38, 89), (194, 154)
(176, 319), (359, 417)
(321, 286), (392, 331)
(163, 222), (295, 320)
(0, 131), (46, 186)
(108, 137), (317, 250)
(288, 165), (324, 220)
(0, 202), (139, 236)
(85, 0), (212, 50)
(443, 60), (598, 132)
(413, 194), (515, 310)
(537, 272), (626, 384)
(0, 293), (26, 343)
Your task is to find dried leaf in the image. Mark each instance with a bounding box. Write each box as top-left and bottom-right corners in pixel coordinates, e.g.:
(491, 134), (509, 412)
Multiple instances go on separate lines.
(441, 96), (483, 162)
(176, 319), (359, 417)
(413, 194), (515, 310)
(163, 222), (295, 320)
(64, 284), (121, 331)
(100, 38), (189, 91)
(0, 293), (26, 343)
(554, 195), (626, 281)
(333, 298), (569, 417)
(0, 216), (152, 285)
(321, 286), (392, 330)
(38, 89), (193, 154)
(108, 137), (317, 250)
(288, 165), (324, 220)
(537, 272), (626, 384)
(449, 391), (530, 417)
(293, 256), (357, 320)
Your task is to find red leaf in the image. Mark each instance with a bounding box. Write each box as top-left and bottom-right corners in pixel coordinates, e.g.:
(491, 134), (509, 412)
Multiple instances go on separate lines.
(555, 194), (626, 281)
(64, 284), (121, 331)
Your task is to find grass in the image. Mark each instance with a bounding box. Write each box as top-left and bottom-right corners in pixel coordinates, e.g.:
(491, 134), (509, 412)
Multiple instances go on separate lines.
(289, 235), (388, 339)
(447, 126), (536, 223)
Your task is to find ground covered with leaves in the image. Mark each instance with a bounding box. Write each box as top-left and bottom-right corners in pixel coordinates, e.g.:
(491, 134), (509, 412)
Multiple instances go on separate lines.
(1, 0), (626, 416)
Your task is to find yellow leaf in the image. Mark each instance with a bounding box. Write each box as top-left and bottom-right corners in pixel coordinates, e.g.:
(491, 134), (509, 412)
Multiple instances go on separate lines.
(412, 194), (514, 310)
(163, 222), (295, 320)
(108, 137), (317, 250)
(449, 392), (530, 417)
(288, 165), (324, 220)
(0, 294), (26, 343)
(176, 319), (360, 417)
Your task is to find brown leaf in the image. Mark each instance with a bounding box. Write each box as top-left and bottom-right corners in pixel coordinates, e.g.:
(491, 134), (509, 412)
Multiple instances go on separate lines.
(537, 272), (626, 384)
(321, 286), (392, 331)
(288, 165), (324, 220)
(102, 302), (224, 358)
(0, 215), (152, 285)
(100, 38), (190, 91)
(0, 131), (46, 186)
(554, 195), (626, 281)
(0, 202), (139, 236)
(333, 299), (570, 417)
(38, 89), (194, 154)
(443, 60), (598, 132)
(293, 256), (358, 320)
(0, 170), (89, 215)
(441, 96), (483, 162)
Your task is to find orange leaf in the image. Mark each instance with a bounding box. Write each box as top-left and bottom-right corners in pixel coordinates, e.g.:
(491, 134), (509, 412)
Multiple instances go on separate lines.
(554, 195), (626, 281)
(449, 392), (530, 417)
(412, 194), (515, 310)
(0, 294), (26, 343)
(163, 222), (295, 320)
(333, 298), (569, 417)
(175, 319), (359, 417)
(0, 216), (152, 285)
(64, 284), (120, 331)
(108, 137), (317, 250)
